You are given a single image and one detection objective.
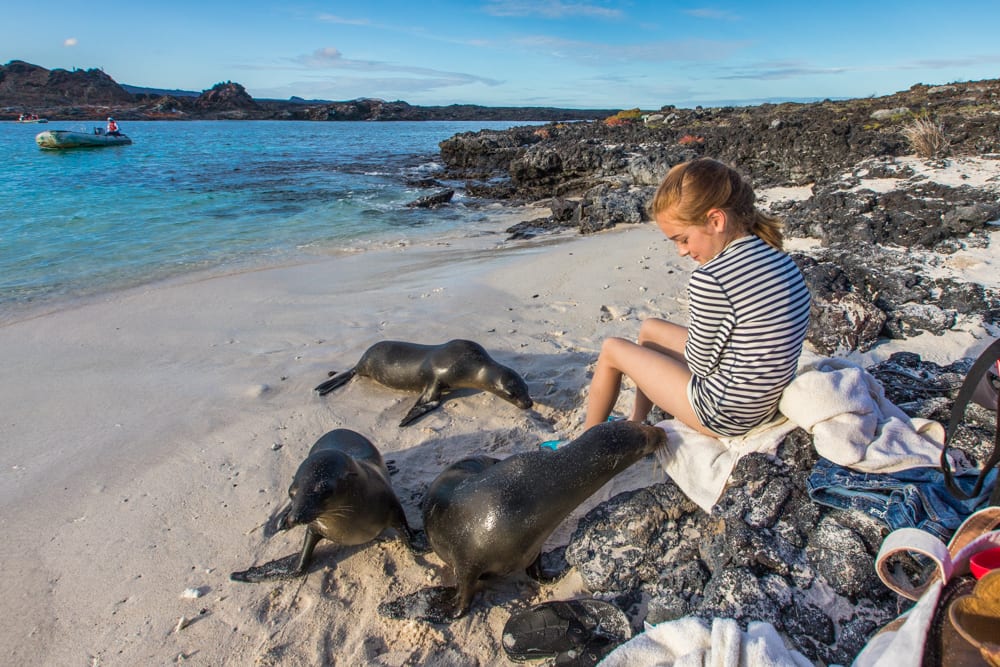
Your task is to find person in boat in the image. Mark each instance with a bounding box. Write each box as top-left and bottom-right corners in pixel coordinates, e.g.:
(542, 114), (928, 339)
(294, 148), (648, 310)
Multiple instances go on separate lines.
(106, 117), (121, 136)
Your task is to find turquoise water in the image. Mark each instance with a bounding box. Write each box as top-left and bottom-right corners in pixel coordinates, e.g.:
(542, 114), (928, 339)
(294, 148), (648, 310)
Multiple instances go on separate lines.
(1, 120), (534, 318)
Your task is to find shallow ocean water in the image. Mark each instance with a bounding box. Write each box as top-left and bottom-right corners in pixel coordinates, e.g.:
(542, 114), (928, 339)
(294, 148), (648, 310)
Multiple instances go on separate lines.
(1, 119), (536, 316)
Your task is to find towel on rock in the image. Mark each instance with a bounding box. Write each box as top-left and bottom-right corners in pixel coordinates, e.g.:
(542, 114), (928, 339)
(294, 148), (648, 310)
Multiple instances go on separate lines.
(598, 616), (813, 667)
(654, 417), (797, 513)
(655, 353), (972, 512)
(778, 356), (970, 474)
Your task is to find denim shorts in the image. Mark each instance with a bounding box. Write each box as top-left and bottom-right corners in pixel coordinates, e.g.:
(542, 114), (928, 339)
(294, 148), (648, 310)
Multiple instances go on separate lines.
(807, 457), (998, 541)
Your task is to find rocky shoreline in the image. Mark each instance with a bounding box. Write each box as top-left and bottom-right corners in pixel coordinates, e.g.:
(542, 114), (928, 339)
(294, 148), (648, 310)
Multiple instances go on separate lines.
(433, 77), (1000, 357)
(546, 351), (999, 665)
(420, 78), (1000, 663)
(0, 60), (613, 122)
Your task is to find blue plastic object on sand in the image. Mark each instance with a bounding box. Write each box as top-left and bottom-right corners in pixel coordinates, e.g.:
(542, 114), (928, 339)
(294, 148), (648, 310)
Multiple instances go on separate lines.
(539, 416), (624, 450)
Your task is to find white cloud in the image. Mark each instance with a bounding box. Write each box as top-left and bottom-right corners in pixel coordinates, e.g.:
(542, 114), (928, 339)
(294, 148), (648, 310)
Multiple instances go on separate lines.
(300, 48), (344, 67)
(902, 54), (1000, 70)
(514, 35), (750, 63)
(484, 0), (623, 19)
(63, 37), (78, 47)
(257, 72), (503, 101)
(683, 8), (742, 21)
(238, 48), (503, 95)
(718, 65), (849, 81)
(316, 14), (371, 26)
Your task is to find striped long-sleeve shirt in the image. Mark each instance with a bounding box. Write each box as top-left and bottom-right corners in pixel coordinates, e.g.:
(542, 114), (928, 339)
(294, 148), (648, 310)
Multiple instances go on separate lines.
(685, 234), (811, 436)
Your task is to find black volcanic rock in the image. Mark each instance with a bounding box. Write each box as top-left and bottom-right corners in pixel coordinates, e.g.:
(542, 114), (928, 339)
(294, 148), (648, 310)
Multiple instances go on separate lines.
(560, 353), (998, 664)
(405, 189), (455, 208)
(439, 79), (1000, 198)
(0, 59), (133, 107)
(193, 81), (260, 117)
(434, 80), (1000, 356)
(783, 176), (1000, 248)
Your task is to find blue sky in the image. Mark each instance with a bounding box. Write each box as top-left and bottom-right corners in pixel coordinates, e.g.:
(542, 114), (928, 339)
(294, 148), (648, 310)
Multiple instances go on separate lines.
(4, 1), (1000, 109)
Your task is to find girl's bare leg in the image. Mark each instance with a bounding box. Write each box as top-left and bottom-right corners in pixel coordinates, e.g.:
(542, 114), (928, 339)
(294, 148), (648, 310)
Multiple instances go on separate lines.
(583, 336), (631, 430)
(630, 319), (689, 421)
(583, 331), (715, 436)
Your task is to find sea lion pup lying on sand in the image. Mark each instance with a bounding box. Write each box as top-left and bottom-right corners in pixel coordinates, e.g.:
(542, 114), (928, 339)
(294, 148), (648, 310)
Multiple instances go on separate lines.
(231, 429), (423, 583)
(379, 420), (666, 622)
(314, 339), (533, 427)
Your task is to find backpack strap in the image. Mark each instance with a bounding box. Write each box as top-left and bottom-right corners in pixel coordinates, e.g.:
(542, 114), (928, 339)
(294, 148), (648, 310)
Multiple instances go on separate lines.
(940, 338), (1000, 503)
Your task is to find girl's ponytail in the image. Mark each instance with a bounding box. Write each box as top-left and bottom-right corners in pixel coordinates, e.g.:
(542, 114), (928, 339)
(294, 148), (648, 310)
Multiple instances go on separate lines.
(750, 210), (784, 251)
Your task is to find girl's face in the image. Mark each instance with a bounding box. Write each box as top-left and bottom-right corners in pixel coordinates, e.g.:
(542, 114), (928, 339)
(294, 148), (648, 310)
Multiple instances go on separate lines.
(655, 208), (730, 265)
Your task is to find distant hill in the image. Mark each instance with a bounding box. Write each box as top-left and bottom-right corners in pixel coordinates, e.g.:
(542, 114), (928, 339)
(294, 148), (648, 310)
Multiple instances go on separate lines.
(120, 84), (200, 98)
(1, 59), (616, 122)
(0, 60), (134, 107)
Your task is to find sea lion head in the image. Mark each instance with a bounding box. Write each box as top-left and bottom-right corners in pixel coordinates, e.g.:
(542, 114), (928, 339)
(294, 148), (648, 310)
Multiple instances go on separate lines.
(625, 421), (668, 456)
(490, 364), (533, 409)
(277, 450), (358, 531)
(583, 420), (667, 459)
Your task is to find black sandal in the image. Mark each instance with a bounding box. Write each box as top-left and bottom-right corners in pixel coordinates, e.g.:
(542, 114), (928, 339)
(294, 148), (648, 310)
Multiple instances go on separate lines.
(501, 599), (632, 666)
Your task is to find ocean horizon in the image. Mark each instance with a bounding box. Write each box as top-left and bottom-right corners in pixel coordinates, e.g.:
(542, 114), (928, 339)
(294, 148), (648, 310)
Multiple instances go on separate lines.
(1, 119), (539, 320)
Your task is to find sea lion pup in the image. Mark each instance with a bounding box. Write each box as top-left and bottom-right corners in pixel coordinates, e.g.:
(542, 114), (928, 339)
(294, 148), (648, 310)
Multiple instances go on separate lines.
(408, 420), (666, 621)
(314, 339), (533, 427)
(230, 429), (422, 583)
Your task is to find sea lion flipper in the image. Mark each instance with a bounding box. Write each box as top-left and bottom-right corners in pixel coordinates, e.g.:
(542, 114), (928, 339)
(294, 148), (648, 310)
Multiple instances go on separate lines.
(398, 396), (441, 427)
(377, 585), (460, 624)
(450, 570), (480, 619)
(293, 528), (322, 573)
(230, 529), (325, 583)
(314, 368), (357, 396)
(405, 528), (432, 555)
(229, 553), (304, 583)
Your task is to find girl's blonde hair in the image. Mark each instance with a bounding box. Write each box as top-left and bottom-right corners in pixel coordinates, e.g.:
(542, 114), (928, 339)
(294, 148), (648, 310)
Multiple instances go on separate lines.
(650, 158), (784, 251)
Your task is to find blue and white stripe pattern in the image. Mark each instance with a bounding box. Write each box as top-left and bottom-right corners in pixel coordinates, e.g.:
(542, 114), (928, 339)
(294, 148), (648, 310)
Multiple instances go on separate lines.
(685, 235), (811, 436)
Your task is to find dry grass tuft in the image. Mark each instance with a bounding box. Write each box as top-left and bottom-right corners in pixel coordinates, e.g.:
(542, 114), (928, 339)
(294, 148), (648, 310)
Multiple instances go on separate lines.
(902, 117), (949, 158)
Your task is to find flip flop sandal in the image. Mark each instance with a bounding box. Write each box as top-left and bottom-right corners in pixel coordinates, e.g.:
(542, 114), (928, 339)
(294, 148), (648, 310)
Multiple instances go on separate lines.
(502, 599), (632, 666)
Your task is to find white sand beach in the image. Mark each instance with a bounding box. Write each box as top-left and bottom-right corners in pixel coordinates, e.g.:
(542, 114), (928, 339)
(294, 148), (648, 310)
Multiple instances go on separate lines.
(2, 162), (998, 665)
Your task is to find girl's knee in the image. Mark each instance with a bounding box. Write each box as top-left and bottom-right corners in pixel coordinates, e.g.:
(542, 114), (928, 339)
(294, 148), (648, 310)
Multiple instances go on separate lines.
(600, 336), (630, 353)
(597, 337), (637, 369)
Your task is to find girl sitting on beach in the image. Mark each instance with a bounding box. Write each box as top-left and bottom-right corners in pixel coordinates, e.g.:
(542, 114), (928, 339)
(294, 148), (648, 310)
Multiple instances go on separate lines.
(582, 157), (811, 438)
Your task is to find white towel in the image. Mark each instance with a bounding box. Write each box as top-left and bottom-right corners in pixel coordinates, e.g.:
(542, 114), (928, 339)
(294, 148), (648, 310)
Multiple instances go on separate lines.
(654, 417), (798, 513)
(598, 617), (813, 667)
(778, 356), (970, 473)
(654, 354), (972, 513)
